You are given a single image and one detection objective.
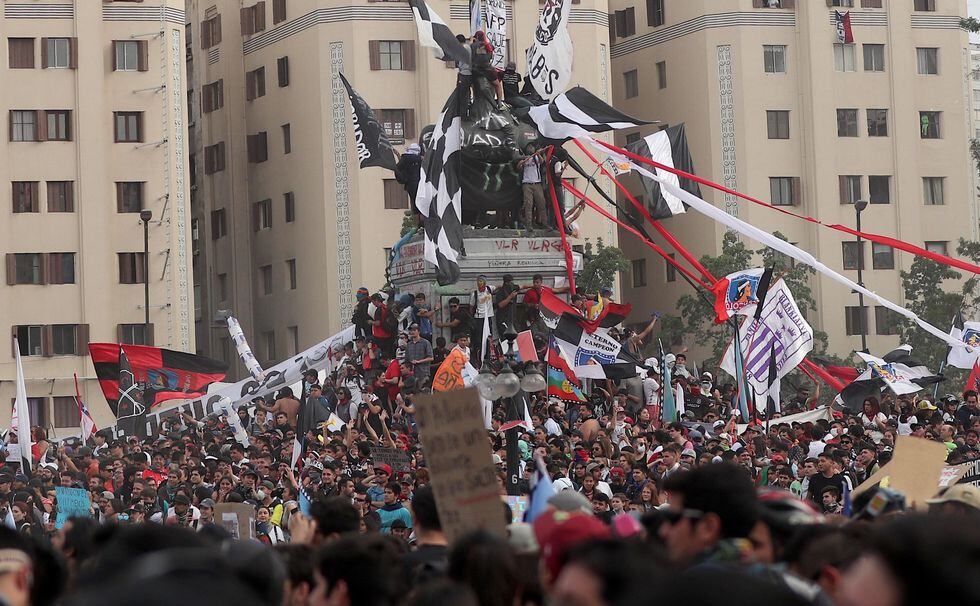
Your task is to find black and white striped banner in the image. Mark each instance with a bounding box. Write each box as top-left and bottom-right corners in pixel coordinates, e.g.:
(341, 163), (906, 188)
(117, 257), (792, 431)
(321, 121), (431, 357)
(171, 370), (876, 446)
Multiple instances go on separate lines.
(525, 86), (653, 141)
(408, 0), (471, 65)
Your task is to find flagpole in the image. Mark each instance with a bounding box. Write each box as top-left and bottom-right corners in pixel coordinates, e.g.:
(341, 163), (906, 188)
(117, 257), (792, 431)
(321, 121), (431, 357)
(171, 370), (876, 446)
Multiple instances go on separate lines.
(934, 360), (945, 398)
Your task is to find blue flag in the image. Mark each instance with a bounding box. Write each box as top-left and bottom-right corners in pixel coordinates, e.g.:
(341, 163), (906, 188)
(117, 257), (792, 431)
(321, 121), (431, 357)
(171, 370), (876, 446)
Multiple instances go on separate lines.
(524, 456), (556, 523)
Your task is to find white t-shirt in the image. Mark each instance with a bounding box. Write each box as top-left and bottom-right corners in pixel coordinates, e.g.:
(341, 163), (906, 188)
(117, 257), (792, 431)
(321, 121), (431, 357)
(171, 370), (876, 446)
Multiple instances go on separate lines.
(472, 287), (494, 319)
(643, 377), (661, 408)
(544, 417), (562, 437)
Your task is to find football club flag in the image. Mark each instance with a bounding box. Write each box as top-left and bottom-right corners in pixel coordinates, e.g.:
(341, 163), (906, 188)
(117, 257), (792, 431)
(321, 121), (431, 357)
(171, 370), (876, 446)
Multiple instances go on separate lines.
(711, 268), (766, 324)
(525, 0), (574, 99)
(525, 87), (654, 141)
(407, 0), (471, 65)
(115, 346), (148, 438)
(338, 72), (398, 172)
(11, 337), (33, 473)
(947, 310), (980, 369)
(624, 123), (700, 219)
(834, 11), (854, 44)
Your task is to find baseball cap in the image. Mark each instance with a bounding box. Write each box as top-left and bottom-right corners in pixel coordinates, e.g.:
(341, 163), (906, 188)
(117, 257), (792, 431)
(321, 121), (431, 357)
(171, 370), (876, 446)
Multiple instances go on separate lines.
(926, 484), (980, 510)
(681, 448), (697, 458)
(13, 475), (28, 484)
(200, 498), (215, 509)
(918, 400), (938, 411)
(173, 494), (191, 505)
(688, 429), (704, 442)
(547, 491), (592, 514)
(374, 463), (393, 476)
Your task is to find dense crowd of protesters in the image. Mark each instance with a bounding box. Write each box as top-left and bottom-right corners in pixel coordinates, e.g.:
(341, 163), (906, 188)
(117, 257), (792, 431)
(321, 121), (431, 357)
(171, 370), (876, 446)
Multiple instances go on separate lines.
(0, 277), (978, 606)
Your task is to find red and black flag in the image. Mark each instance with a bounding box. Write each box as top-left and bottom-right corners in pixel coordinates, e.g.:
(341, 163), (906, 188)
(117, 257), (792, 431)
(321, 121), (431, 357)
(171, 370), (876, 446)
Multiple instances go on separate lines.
(115, 346), (147, 437)
(89, 343), (227, 417)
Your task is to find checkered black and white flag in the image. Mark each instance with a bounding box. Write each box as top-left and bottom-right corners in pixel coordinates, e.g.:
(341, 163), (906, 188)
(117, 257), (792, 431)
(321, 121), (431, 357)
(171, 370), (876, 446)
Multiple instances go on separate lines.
(525, 86), (653, 141)
(416, 83), (468, 286)
(408, 0), (471, 65)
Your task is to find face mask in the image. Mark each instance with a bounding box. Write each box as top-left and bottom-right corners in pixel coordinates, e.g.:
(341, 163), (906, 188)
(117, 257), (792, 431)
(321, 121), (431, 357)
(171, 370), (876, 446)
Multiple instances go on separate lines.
(255, 490), (266, 501)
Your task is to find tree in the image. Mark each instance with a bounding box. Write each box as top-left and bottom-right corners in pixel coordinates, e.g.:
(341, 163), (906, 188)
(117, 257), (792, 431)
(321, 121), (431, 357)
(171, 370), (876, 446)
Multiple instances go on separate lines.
(577, 238), (630, 294)
(400, 210), (417, 237)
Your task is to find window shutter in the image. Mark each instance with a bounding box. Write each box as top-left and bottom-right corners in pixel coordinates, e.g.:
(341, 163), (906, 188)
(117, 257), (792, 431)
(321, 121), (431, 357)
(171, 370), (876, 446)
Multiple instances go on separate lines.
(112, 41), (119, 71)
(5, 254), (15, 285)
(201, 21), (211, 48)
(42, 325), (53, 357)
(30, 182), (39, 212)
(277, 57), (289, 87)
(838, 175), (848, 204)
(116, 324), (125, 343)
(214, 15), (222, 44)
(247, 134), (255, 162)
(369, 40), (381, 70)
(7, 112), (11, 143)
(147, 323), (155, 346)
(45, 253), (57, 284)
(255, 2), (266, 31)
(66, 181), (74, 211)
(217, 142), (226, 170)
(202, 84), (212, 113)
(626, 7), (635, 36)
(40, 253), (49, 285)
(41, 37), (49, 68)
(246, 71), (256, 100)
(404, 109), (416, 139)
(274, 0), (286, 23)
(259, 132), (268, 161)
(217, 79), (224, 108)
(69, 38), (78, 69)
(137, 112), (144, 142)
(241, 6), (253, 35)
(252, 202), (260, 231)
(35, 111), (47, 141)
(138, 40), (148, 71)
(76, 324), (89, 355)
(402, 42), (416, 71)
(792, 177), (802, 206)
(752, 0), (764, 7)
(137, 253), (147, 284)
(782, 0), (795, 7)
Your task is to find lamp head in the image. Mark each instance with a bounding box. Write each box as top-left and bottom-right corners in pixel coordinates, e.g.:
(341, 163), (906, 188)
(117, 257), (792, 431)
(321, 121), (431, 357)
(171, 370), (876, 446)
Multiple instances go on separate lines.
(854, 199), (868, 213)
(140, 209), (153, 223)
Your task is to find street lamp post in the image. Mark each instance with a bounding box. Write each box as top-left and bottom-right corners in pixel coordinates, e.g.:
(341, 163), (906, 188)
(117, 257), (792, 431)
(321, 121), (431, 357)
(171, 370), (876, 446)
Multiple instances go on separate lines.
(140, 209), (153, 341)
(854, 199), (868, 353)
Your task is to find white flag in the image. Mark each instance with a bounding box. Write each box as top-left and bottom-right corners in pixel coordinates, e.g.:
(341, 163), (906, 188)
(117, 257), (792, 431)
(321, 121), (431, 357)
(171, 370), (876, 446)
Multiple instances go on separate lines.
(947, 313), (980, 369)
(227, 316), (266, 382)
(485, 0), (507, 70)
(12, 337), (33, 473)
(525, 0), (573, 100)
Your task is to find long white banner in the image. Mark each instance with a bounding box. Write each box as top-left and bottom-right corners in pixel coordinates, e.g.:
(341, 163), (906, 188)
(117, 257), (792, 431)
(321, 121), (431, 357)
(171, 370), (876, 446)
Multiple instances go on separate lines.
(526, 0), (573, 100)
(485, 0), (507, 70)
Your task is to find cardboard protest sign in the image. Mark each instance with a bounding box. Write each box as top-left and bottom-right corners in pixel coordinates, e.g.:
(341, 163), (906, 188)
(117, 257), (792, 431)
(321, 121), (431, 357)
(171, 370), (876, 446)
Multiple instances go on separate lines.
(956, 457), (980, 488)
(371, 446), (412, 472)
(55, 487), (91, 528)
(940, 463), (970, 488)
(415, 388), (506, 542)
(213, 503), (255, 540)
(853, 436), (948, 510)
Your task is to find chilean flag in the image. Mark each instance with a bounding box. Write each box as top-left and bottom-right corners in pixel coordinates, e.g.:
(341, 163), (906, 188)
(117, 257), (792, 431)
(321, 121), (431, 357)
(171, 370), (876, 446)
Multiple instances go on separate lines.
(835, 11), (854, 44)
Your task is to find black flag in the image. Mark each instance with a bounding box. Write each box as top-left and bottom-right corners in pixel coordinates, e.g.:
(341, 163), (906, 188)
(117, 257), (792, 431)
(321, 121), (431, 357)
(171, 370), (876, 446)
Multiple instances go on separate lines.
(339, 72), (397, 171)
(626, 123), (701, 219)
(407, 0), (471, 65)
(766, 341), (779, 417)
(116, 346), (148, 438)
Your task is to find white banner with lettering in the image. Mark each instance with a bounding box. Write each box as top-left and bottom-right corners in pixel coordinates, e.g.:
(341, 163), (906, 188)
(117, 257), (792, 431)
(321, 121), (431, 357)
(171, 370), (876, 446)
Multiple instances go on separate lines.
(485, 0), (507, 70)
(525, 0), (573, 100)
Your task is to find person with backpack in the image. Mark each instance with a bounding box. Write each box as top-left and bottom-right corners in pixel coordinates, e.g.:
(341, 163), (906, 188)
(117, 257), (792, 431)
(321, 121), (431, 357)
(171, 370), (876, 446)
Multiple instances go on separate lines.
(369, 293), (397, 358)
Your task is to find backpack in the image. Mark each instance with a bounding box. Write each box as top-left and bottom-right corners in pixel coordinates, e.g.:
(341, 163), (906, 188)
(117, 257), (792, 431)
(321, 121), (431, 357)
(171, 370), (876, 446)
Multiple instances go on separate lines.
(381, 303), (400, 335)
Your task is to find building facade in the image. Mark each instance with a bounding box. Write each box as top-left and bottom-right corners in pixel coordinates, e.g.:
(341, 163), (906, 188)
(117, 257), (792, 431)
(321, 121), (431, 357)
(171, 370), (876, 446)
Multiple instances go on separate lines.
(610, 0), (977, 358)
(0, 1), (192, 432)
(186, 0), (616, 379)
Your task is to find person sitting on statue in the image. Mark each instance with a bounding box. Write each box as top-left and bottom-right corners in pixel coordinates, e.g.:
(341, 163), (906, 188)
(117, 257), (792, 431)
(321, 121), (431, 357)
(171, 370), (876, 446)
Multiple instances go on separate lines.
(470, 31), (503, 107)
(501, 61), (523, 105)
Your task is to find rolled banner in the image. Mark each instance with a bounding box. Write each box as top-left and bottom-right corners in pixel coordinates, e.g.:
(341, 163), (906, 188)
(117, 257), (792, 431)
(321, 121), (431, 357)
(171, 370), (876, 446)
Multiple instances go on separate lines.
(227, 316), (266, 382)
(216, 397), (250, 448)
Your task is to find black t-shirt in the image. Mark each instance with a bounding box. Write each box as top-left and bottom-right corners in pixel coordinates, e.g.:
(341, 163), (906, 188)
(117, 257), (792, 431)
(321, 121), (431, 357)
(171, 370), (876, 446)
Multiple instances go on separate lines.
(403, 543), (449, 588)
(451, 308), (472, 336)
(807, 472), (847, 505)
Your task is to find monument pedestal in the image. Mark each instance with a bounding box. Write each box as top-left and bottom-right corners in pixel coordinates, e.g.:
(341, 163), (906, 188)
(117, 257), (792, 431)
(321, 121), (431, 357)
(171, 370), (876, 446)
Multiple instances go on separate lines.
(390, 229), (581, 338)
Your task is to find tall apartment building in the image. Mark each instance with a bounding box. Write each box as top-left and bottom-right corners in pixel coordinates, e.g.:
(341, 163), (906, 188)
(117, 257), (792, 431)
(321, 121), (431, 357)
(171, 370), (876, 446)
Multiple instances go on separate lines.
(186, 0), (616, 378)
(610, 0), (977, 357)
(0, 1), (192, 431)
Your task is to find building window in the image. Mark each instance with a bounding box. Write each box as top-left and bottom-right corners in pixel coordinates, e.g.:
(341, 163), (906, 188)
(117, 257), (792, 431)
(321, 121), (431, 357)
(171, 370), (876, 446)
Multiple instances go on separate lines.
(53, 396), (79, 428)
(114, 111), (143, 142)
(869, 175), (890, 204)
(241, 3), (266, 35)
(837, 109), (858, 137)
(204, 142), (226, 174)
(866, 109), (888, 137)
(919, 111), (941, 139)
(211, 209), (227, 239)
(647, 0), (665, 26)
(264, 331), (276, 362)
(10, 111), (37, 142)
(625, 132), (641, 146)
(770, 177), (797, 206)
(113, 40), (144, 72)
(287, 258), (297, 290)
(10, 253), (43, 284)
(116, 182), (143, 213)
(46, 110), (71, 141)
(916, 48), (938, 75)
(845, 306), (868, 336)
(863, 44), (885, 72)
(833, 43), (856, 72)
(47, 181), (74, 212)
(282, 123), (291, 154)
(118, 252), (146, 284)
(277, 56), (289, 86)
(767, 110), (790, 139)
(380, 109), (414, 142)
(288, 326), (299, 355)
(384, 179), (410, 209)
(615, 8), (636, 37)
(839, 175), (862, 204)
(284, 192), (295, 222)
(925, 241), (948, 256)
(874, 306), (901, 335)
(913, 0), (936, 11)
(16, 325), (43, 356)
(48, 253), (75, 284)
(923, 177), (945, 205)
(254, 199), (272, 231)
(631, 259), (647, 287)
(201, 14), (222, 49)
(119, 323), (152, 345)
(665, 253), (676, 283)
(624, 70), (639, 98)
(842, 241), (864, 270)
(51, 324), (77, 355)
(763, 44), (786, 73)
(12, 181), (39, 213)
(217, 273), (228, 301)
(246, 67), (266, 100)
(273, 0), (287, 23)
(380, 41), (404, 70)
(45, 38), (70, 68)
(247, 132), (268, 163)
(656, 61), (667, 89)
(260, 265), (273, 295)
(202, 80), (224, 113)
(872, 243), (894, 269)
(8, 38), (34, 69)
(830, 0), (854, 5)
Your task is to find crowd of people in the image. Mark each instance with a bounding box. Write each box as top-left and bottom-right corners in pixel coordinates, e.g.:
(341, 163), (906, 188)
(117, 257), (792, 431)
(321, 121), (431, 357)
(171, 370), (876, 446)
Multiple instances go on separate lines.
(0, 277), (978, 606)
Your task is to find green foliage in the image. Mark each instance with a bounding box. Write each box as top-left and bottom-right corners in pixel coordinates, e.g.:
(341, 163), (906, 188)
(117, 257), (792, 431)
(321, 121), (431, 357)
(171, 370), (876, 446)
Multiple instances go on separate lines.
(400, 210), (417, 237)
(578, 238), (630, 294)
(961, 17), (980, 33)
(898, 239), (980, 383)
(666, 232), (823, 363)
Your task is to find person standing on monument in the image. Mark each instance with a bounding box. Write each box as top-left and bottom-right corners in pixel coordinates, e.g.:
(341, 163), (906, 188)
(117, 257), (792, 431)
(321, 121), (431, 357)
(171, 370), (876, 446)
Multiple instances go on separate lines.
(519, 146), (548, 231)
(470, 276), (495, 367)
